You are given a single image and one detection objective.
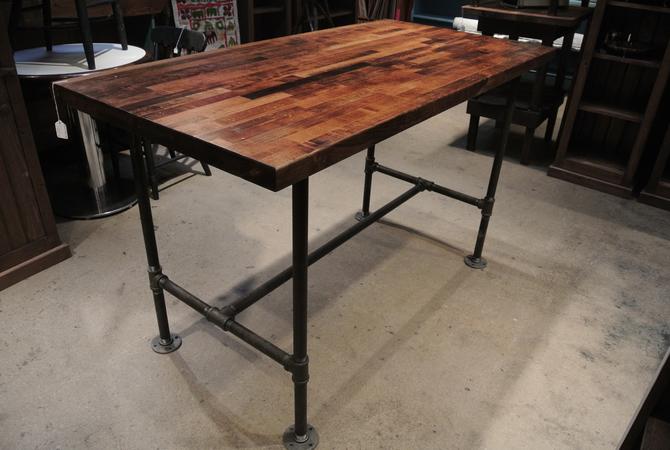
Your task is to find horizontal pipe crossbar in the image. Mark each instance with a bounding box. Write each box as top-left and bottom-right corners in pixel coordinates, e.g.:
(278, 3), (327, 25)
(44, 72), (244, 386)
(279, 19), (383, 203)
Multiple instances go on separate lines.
(159, 277), (292, 369)
(227, 184), (424, 315)
(373, 163), (482, 208)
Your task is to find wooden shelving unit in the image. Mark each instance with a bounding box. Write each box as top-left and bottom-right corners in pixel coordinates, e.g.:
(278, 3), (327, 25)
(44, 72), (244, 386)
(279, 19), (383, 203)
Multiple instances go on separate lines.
(0, 10), (70, 290)
(549, 0), (670, 197)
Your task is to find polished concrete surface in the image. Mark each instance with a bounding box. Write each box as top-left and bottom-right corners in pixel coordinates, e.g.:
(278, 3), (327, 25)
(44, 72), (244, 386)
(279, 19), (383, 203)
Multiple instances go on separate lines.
(2, 104), (670, 449)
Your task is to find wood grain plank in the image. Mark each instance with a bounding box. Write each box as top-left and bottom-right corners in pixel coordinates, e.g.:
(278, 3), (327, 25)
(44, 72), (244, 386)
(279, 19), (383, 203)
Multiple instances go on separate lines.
(56, 20), (555, 191)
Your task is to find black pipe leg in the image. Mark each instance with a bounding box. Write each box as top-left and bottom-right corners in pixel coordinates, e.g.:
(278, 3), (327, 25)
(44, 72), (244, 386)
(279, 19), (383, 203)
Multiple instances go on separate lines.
(130, 135), (181, 353)
(283, 178), (319, 449)
(465, 77), (520, 270)
(466, 114), (479, 151)
(355, 146), (376, 221)
(142, 139), (160, 200)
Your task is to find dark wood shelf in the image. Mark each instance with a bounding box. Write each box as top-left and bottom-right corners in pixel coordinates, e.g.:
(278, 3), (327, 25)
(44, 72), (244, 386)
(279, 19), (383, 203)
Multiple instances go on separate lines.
(578, 101), (644, 123)
(549, 149), (632, 197)
(254, 5), (285, 14)
(548, 157), (632, 198)
(608, 1), (670, 14)
(593, 52), (662, 69)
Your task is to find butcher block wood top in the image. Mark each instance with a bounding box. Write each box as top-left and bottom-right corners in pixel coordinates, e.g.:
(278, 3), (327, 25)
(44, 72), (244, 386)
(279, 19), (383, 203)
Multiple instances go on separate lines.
(55, 20), (555, 191)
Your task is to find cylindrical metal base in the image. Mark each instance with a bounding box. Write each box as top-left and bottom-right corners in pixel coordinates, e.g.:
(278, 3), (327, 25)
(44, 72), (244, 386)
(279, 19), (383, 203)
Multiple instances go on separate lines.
(283, 424), (319, 449)
(151, 334), (182, 354)
(464, 255), (487, 269)
(354, 211), (368, 222)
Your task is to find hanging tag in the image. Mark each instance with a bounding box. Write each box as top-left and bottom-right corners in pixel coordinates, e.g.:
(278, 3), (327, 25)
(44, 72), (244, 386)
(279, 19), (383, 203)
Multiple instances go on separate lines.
(51, 82), (69, 140)
(55, 120), (69, 139)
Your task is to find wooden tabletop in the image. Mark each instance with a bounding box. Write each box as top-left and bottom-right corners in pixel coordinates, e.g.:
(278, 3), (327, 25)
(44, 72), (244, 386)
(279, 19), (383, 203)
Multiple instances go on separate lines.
(56, 20), (554, 191)
(463, 2), (592, 27)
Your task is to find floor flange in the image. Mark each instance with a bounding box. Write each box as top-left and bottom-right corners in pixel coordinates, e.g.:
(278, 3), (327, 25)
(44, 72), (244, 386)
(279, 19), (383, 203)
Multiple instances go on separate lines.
(151, 334), (182, 354)
(464, 255), (487, 269)
(354, 211), (369, 222)
(282, 424), (319, 449)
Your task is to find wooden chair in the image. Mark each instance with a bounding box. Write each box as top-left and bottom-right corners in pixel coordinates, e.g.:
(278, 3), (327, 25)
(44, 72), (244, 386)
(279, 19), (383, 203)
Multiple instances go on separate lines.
(143, 26), (212, 200)
(466, 71), (564, 165)
(9, 0), (128, 70)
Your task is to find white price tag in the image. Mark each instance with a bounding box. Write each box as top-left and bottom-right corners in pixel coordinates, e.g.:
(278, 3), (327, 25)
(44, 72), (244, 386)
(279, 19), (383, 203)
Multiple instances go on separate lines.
(55, 120), (69, 139)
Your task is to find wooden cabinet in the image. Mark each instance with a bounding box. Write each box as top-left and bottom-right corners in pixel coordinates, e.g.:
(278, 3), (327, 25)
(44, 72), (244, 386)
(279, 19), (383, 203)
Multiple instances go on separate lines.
(0, 11), (70, 290)
(550, 0), (670, 197)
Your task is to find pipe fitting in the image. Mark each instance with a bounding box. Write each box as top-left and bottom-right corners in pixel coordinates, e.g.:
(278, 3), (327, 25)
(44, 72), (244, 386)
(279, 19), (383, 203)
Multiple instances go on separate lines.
(417, 178), (434, 191)
(288, 356), (310, 382)
(205, 307), (234, 330)
(147, 266), (164, 290)
(481, 197), (495, 216)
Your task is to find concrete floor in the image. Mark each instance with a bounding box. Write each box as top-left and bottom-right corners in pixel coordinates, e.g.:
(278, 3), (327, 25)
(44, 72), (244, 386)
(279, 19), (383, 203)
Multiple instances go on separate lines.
(2, 103), (670, 450)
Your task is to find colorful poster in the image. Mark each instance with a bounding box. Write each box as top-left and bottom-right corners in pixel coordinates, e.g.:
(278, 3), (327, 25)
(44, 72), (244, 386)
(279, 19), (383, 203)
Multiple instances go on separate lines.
(172, 0), (241, 50)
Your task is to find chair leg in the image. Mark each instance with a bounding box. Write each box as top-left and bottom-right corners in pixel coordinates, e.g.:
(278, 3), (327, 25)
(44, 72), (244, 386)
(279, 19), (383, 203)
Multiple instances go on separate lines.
(521, 126), (535, 166)
(111, 1), (128, 50)
(143, 139), (160, 200)
(201, 161), (212, 176)
(467, 114), (479, 151)
(545, 110), (558, 143)
(42, 0), (53, 51)
(75, 0), (96, 70)
(167, 148), (177, 159)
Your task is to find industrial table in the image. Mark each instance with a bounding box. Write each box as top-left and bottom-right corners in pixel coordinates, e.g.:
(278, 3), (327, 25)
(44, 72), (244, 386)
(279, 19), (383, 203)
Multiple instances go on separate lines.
(55, 20), (554, 448)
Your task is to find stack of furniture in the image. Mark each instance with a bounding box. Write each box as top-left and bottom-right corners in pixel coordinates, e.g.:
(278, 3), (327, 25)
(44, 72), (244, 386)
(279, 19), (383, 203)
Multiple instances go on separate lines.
(462, 0), (592, 165)
(0, 10), (70, 290)
(549, 0), (670, 197)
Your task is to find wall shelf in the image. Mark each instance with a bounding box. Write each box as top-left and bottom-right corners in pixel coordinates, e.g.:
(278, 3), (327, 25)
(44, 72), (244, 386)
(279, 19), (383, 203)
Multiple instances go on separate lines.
(578, 101), (644, 123)
(592, 52), (662, 69)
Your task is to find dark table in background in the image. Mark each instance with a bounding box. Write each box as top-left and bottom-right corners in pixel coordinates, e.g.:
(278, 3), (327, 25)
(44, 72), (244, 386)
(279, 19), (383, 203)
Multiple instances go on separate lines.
(463, 1), (592, 164)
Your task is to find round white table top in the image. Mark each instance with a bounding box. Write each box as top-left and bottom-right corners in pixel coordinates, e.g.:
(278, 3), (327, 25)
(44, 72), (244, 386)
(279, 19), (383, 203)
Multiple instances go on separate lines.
(14, 43), (146, 78)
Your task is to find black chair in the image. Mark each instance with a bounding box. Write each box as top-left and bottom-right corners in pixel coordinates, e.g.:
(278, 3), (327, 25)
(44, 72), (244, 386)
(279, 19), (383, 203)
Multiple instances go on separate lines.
(10, 0), (128, 70)
(142, 26), (212, 200)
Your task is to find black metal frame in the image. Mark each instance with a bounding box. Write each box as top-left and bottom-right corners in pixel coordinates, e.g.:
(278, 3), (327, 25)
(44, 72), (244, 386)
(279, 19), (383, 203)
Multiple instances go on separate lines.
(128, 77), (520, 448)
